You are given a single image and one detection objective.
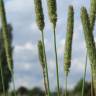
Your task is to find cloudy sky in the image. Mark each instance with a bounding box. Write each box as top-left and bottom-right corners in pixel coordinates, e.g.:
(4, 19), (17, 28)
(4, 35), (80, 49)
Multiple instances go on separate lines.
(0, 0), (96, 91)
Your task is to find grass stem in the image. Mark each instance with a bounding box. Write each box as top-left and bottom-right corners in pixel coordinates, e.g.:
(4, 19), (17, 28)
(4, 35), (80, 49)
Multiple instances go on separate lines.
(53, 25), (60, 96)
(43, 69), (48, 96)
(65, 74), (67, 96)
(82, 54), (87, 96)
(10, 71), (16, 96)
(41, 31), (51, 96)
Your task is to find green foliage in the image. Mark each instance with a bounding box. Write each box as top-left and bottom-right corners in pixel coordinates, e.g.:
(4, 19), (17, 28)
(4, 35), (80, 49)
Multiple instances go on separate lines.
(0, 24), (13, 94)
(64, 6), (74, 76)
(34, 0), (45, 31)
(73, 79), (91, 96)
(29, 87), (44, 96)
(10, 81), (91, 96)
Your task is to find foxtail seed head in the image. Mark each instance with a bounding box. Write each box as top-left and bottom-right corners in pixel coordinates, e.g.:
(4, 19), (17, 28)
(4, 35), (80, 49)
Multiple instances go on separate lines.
(64, 6), (74, 76)
(38, 40), (45, 68)
(47, 0), (57, 27)
(90, 0), (96, 32)
(34, 0), (45, 31)
(81, 7), (96, 64)
(81, 7), (91, 33)
(0, 0), (13, 71)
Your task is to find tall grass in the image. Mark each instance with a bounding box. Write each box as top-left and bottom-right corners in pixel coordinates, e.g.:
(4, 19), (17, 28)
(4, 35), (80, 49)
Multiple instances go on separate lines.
(64, 6), (74, 96)
(81, 0), (96, 95)
(0, 0), (95, 96)
(47, 0), (60, 96)
(89, 0), (96, 94)
(38, 40), (48, 96)
(0, 0), (16, 96)
(0, 0), (12, 72)
(81, 7), (96, 95)
(81, 54), (87, 96)
(89, 0), (96, 32)
(34, 0), (51, 96)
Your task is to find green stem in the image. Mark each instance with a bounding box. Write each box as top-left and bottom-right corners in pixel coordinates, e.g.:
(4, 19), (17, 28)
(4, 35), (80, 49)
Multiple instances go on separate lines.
(43, 68), (48, 96)
(10, 71), (16, 96)
(0, 59), (6, 96)
(53, 25), (60, 96)
(81, 7), (96, 95)
(82, 54), (87, 96)
(65, 74), (67, 96)
(41, 31), (51, 96)
(91, 66), (94, 96)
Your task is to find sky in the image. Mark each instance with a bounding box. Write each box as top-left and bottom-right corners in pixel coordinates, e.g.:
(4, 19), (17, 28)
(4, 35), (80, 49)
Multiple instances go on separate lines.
(0, 0), (96, 91)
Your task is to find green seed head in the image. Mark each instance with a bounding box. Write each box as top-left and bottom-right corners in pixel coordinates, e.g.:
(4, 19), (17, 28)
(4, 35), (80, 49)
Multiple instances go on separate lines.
(81, 7), (96, 65)
(81, 7), (91, 32)
(90, 0), (96, 32)
(0, 0), (13, 71)
(38, 40), (45, 68)
(64, 6), (74, 76)
(34, 0), (45, 31)
(47, 0), (57, 27)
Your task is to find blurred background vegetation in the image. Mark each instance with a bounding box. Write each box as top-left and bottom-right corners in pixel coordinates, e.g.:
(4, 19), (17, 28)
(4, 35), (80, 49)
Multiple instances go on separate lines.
(7, 79), (91, 96)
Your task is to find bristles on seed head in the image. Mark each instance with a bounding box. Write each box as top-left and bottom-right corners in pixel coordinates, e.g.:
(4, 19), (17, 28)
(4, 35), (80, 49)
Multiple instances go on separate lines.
(38, 40), (45, 68)
(64, 6), (74, 76)
(90, 0), (96, 32)
(34, 0), (45, 31)
(47, 0), (57, 27)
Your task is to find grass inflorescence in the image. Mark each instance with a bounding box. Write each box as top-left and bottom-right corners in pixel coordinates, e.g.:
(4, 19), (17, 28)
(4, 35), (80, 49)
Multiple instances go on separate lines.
(81, 7), (96, 95)
(64, 6), (74, 76)
(38, 40), (48, 96)
(0, 0), (16, 96)
(64, 6), (74, 96)
(34, 0), (51, 96)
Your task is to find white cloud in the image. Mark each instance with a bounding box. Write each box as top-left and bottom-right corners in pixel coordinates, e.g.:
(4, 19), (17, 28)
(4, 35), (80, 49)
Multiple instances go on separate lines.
(30, 22), (38, 32)
(5, 0), (34, 13)
(58, 39), (65, 56)
(14, 42), (36, 52)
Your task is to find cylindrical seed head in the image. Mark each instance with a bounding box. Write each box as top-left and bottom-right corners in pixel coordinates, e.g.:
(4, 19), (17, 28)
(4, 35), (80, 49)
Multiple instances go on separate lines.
(38, 40), (45, 68)
(90, 0), (96, 32)
(0, 0), (13, 71)
(81, 7), (96, 94)
(81, 7), (96, 65)
(47, 0), (57, 27)
(64, 6), (74, 76)
(34, 0), (45, 31)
